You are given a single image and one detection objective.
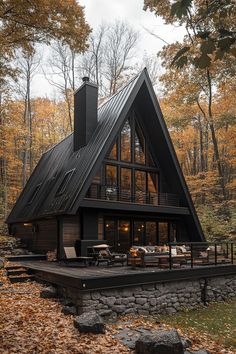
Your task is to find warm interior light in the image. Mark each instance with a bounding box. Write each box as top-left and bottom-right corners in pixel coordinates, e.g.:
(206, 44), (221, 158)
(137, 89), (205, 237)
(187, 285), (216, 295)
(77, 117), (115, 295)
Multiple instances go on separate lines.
(124, 227), (129, 232)
(106, 224), (109, 228)
(23, 223), (32, 227)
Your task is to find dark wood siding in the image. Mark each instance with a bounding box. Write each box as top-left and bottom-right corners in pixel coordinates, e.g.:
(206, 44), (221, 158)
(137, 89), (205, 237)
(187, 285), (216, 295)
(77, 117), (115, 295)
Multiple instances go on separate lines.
(11, 220), (57, 252)
(12, 223), (33, 239)
(63, 216), (80, 247)
(34, 219), (57, 252)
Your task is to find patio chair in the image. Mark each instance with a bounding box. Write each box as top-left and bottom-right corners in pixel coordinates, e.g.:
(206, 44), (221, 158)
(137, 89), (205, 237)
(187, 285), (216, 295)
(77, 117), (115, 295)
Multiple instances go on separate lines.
(63, 247), (93, 266)
(91, 244), (127, 266)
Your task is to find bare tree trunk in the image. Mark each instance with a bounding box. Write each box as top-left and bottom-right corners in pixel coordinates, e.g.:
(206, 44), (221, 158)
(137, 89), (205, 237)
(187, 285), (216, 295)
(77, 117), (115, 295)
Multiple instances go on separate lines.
(197, 115), (205, 172)
(0, 92), (8, 218)
(206, 69), (226, 198)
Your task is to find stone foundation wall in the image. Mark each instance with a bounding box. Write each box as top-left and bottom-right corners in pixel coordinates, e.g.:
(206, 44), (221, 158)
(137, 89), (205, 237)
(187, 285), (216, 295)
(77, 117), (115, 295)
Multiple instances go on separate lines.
(58, 274), (236, 318)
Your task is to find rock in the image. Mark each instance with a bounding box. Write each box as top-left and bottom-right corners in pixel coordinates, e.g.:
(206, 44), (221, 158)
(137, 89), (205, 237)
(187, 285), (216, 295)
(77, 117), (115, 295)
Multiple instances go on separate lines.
(0, 258), (4, 269)
(135, 329), (184, 354)
(40, 286), (57, 299)
(74, 311), (105, 334)
(98, 309), (113, 317)
(181, 337), (192, 349)
(136, 298), (147, 305)
(62, 305), (77, 315)
(186, 350), (210, 354)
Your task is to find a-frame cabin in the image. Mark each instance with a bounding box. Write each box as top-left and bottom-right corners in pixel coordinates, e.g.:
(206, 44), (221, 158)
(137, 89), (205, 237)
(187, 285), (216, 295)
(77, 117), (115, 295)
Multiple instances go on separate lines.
(6, 69), (205, 258)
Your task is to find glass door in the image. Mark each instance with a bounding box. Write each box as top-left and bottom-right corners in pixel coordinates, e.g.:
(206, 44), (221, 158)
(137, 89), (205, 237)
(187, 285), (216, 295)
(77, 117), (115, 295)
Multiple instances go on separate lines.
(158, 222), (169, 244)
(117, 220), (130, 252)
(133, 220), (145, 245)
(146, 221), (157, 245)
(104, 219), (116, 249)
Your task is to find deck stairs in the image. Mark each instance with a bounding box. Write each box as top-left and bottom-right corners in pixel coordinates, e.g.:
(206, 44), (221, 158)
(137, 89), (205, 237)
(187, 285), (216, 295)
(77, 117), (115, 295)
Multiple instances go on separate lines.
(5, 264), (35, 283)
(2, 253), (46, 283)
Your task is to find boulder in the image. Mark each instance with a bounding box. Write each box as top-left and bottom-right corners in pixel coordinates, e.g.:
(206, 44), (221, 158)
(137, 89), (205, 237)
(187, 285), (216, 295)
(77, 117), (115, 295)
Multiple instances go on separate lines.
(62, 305), (77, 315)
(187, 349), (210, 354)
(0, 259), (4, 269)
(74, 311), (105, 334)
(135, 329), (184, 354)
(181, 337), (192, 349)
(40, 286), (57, 299)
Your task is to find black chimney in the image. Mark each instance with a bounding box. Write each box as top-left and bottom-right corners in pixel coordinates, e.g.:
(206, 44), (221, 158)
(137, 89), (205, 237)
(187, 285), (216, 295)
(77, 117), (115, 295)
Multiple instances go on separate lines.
(74, 77), (98, 151)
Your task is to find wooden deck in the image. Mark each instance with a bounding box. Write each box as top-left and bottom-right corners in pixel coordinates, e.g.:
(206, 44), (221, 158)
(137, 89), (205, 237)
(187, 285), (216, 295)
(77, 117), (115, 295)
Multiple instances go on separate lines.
(17, 260), (236, 291)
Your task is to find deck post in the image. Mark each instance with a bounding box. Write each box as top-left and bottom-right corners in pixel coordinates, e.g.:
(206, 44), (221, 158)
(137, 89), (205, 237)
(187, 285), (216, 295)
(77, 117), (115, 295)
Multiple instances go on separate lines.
(215, 243), (217, 265)
(169, 244), (172, 270)
(56, 217), (64, 260)
(190, 244), (193, 268)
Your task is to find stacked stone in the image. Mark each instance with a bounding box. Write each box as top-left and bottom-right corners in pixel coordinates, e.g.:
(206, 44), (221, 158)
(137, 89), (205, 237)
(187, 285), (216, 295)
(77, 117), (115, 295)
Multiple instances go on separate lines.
(57, 275), (236, 318)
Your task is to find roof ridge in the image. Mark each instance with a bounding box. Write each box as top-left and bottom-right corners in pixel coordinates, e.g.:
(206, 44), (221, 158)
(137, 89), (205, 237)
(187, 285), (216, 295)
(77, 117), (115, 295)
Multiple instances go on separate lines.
(41, 71), (144, 156)
(98, 70), (143, 111)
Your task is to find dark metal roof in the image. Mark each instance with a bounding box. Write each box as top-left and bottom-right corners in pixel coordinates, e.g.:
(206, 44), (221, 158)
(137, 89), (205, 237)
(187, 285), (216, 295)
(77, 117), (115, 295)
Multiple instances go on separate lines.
(6, 72), (140, 223)
(6, 68), (205, 242)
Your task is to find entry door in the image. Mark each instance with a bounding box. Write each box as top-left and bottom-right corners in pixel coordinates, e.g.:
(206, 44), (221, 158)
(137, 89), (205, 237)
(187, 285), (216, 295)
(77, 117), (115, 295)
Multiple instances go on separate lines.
(158, 222), (169, 244)
(104, 218), (130, 252)
(117, 220), (130, 252)
(133, 220), (145, 245)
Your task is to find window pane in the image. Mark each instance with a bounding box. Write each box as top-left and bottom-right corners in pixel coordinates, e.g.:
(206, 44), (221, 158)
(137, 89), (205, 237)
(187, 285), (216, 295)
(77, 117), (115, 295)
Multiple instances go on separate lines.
(121, 120), (131, 161)
(135, 170), (146, 203)
(105, 165), (117, 186)
(146, 222), (157, 245)
(147, 172), (158, 205)
(105, 165), (117, 200)
(105, 220), (116, 248)
(134, 122), (145, 164)
(120, 168), (131, 201)
(118, 220), (130, 252)
(108, 141), (117, 160)
(159, 222), (168, 244)
(169, 223), (177, 242)
(133, 221), (145, 245)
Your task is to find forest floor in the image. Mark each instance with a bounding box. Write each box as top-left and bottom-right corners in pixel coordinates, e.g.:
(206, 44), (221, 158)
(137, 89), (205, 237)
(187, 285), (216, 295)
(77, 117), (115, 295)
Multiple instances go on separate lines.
(0, 264), (235, 354)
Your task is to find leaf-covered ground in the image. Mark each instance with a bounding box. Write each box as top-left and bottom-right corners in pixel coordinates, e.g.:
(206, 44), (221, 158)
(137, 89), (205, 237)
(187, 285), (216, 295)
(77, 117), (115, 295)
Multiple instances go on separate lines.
(0, 266), (235, 354)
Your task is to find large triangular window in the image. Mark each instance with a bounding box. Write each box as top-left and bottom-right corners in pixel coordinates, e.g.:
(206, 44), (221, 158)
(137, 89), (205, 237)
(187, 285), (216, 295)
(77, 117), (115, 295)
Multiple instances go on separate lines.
(86, 113), (159, 205)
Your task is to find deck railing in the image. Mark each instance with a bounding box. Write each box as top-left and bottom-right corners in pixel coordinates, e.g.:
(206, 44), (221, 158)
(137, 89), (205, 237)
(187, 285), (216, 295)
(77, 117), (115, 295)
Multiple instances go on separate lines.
(166, 242), (235, 270)
(127, 242), (235, 270)
(85, 183), (182, 207)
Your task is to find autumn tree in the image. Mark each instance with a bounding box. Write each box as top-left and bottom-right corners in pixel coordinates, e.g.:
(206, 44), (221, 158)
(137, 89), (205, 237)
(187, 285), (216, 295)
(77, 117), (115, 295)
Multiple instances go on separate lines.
(144, 0), (236, 68)
(0, 0), (91, 87)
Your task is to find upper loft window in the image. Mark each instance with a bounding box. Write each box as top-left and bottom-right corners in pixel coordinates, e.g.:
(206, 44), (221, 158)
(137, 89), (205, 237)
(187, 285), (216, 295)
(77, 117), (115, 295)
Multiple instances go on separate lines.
(56, 169), (75, 196)
(107, 114), (156, 168)
(121, 120), (131, 162)
(27, 183), (42, 205)
(134, 121), (145, 164)
(108, 141), (118, 160)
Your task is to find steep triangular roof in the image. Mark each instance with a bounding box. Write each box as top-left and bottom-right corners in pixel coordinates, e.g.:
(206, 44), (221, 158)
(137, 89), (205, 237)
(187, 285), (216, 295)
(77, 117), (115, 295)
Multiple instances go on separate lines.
(6, 69), (205, 242)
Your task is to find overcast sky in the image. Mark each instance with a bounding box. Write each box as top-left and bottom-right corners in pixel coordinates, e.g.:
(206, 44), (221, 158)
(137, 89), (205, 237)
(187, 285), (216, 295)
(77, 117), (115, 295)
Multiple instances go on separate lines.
(32, 0), (185, 97)
(79, 0), (185, 55)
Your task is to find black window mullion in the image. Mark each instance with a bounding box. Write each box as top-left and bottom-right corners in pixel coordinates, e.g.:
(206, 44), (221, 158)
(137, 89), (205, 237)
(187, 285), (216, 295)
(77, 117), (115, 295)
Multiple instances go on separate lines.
(131, 113), (135, 164)
(157, 222), (159, 245)
(117, 165), (120, 201)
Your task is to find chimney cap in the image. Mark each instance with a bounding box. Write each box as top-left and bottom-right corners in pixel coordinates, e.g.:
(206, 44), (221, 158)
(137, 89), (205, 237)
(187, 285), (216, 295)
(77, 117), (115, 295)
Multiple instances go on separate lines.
(82, 76), (90, 83)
